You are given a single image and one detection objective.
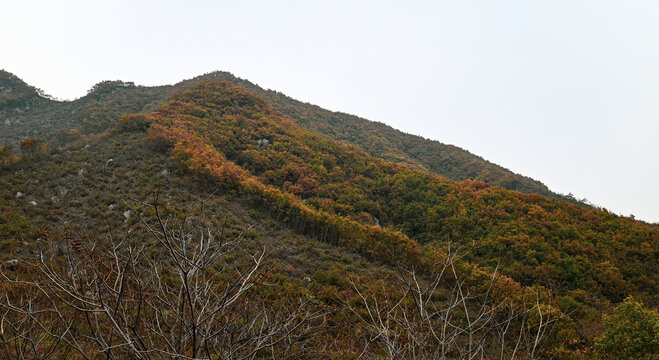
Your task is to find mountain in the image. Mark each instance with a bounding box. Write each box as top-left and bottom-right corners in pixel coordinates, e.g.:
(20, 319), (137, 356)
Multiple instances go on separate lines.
(192, 73), (560, 198)
(0, 72), (657, 359)
(181, 72), (568, 199)
(0, 70), (46, 107)
(0, 69), (185, 145)
(1, 70), (567, 200)
(139, 81), (657, 302)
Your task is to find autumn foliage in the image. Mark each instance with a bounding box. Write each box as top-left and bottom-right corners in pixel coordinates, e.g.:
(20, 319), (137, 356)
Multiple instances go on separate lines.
(137, 81), (657, 352)
(19, 137), (47, 161)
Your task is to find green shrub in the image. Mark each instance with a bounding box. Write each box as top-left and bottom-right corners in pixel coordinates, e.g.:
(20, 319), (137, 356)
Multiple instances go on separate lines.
(595, 297), (659, 359)
(115, 114), (151, 132)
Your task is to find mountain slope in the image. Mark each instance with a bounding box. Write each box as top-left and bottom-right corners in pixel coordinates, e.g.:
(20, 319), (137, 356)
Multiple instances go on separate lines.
(1, 70), (566, 200)
(0, 129), (404, 359)
(1, 78), (657, 358)
(1, 120), (589, 359)
(0, 71), (185, 146)
(183, 72), (564, 198)
(140, 81), (658, 306)
(0, 70), (46, 107)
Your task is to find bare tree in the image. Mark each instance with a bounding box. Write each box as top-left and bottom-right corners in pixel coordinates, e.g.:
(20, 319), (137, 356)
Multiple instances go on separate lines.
(1, 194), (324, 359)
(343, 244), (571, 360)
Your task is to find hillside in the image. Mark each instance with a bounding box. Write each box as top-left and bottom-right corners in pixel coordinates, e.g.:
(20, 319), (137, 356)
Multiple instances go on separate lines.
(185, 72), (564, 199)
(1, 70), (566, 200)
(0, 99), (573, 359)
(0, 70), (47, 108)
(145, 80), (657, 294)
(0, 79), (657, 358)
(0, 69), (188, 146)
(0, 131), (398, 358)
(0, 123), (585, 359)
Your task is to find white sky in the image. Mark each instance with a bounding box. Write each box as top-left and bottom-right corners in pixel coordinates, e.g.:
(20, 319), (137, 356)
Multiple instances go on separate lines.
(2, 0), (658, 223)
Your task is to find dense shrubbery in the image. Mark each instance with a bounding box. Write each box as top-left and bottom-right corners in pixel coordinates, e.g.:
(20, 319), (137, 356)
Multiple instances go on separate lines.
(595, 297), (659, 359)
(143, 81), (657, 302)
(115, 113), (151, 132)
(0, 137), (50, 168)
(2, 69), (573, 200)
(1, 75), (657, 357)
(139, 81), (657, 351)
(2, 131), (569, 358)
(19, 137), (47, 160)
(146, 99), (422, 266)
(257, 84), (560, 197)
(1, 199), (327, 359)
(0, 144), (13, 167)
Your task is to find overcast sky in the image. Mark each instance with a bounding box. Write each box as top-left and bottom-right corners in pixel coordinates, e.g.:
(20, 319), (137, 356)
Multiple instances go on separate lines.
(2, 0), (658, 223)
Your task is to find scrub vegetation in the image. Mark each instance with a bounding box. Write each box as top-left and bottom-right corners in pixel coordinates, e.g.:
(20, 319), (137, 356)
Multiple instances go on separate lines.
(0, 74), (656, 359)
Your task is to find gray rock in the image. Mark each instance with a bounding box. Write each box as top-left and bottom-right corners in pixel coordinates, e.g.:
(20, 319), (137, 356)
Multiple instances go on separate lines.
(4, 259), (18, 271)
(257, 138), (270, 147)
(370, 214), (380, 227)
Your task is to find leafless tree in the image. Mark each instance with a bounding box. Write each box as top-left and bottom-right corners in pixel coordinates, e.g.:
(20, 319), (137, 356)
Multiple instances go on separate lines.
(344, 244), (571, 360)
(1, 194), (324, 359)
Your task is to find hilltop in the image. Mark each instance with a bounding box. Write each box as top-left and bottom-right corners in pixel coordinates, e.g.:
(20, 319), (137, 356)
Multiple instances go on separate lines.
(1, 70), (566, 199)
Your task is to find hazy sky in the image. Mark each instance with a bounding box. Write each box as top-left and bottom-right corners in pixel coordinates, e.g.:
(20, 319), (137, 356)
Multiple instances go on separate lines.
(3, 1), (658, 222)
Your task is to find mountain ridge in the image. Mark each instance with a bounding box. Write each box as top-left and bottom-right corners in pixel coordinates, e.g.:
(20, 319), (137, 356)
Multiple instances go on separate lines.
(1, 69), (572, 203)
